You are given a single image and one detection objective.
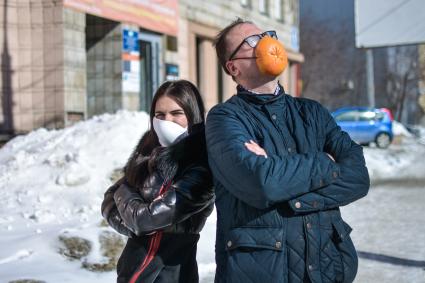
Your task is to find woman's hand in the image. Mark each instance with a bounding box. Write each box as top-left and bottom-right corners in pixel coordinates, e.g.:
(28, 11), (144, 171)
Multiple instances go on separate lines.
(244, 140), (268, 158)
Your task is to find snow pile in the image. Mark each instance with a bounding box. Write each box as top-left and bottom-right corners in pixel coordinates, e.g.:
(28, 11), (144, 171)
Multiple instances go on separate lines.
(364, 121), (425, 184)
(392, 121), (413, 137)
(364, 122), (425, 183)
(411, 124), (425, 145)
(364, 144), (425, 184)
(0, 110), (149, 282)
(3, 111), (148, 205)
(0, 110), (424, 282)
(392, 121), (425, 145)
(0, 110), (150, 227)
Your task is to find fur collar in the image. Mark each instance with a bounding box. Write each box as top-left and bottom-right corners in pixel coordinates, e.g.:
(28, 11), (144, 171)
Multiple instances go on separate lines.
(125, 123), (207, 187)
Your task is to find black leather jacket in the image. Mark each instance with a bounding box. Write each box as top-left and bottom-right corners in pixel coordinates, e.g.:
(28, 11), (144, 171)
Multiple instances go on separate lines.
(101, 124), (214, 237)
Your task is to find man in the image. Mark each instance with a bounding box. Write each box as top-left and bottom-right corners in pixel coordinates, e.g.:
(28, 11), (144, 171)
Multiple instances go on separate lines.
(206, 18), (369, 283)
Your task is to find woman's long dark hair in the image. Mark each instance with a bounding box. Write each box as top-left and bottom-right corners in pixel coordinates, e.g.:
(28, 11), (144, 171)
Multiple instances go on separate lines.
(125, 80), (205, 186)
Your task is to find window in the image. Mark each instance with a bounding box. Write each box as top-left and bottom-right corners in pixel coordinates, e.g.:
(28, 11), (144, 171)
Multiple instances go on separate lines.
(375, 112), (385, 121)
(335, 111), (357, 122)
(273, 0), (284, 21)
(358, 111), (376, 122)
(166, 36), (178, 52)
(290, 0), (299, 25)
(259, 0), (268, 15)
(241, 0), (251, 8)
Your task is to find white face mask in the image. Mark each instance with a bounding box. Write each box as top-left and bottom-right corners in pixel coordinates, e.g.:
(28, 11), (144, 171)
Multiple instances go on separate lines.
(152, 117), (188, 147)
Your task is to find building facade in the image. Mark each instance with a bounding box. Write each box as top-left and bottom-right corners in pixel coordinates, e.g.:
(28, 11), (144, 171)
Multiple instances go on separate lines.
(0, 0), (303, 137)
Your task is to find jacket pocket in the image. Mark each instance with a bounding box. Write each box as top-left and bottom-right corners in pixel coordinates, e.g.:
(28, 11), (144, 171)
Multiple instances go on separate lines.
(226, 227), (284, 251)
(225, 227), (286, 282)
(331, 219), (358, 283)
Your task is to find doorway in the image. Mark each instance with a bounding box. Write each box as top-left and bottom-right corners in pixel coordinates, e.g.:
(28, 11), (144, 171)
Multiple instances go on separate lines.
(139, 32), (163, 112)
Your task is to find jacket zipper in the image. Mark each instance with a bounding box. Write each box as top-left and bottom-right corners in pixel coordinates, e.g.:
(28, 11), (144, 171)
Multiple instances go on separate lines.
(262, 105), (290, 153)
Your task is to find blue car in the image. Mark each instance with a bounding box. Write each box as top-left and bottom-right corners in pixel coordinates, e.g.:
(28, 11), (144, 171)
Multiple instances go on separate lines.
(331, 107), (393, 148)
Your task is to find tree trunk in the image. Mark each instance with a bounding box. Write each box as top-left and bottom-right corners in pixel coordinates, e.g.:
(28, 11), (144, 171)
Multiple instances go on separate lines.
(396, 73), (409, 122)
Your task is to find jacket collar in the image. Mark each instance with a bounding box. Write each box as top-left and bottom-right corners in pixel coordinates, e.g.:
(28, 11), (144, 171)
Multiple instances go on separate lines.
(126, 122), (207, 184)
(236, 83), (286, 105)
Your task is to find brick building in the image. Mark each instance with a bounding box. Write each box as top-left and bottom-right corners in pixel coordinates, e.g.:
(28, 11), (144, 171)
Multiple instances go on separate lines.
(0, 0), (303, 138)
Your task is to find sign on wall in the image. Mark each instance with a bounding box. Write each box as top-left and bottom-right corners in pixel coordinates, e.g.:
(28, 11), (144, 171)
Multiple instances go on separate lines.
(64, 0), (179, 36)
(165, 64), (179, 81)
(122, 28), (140, 93)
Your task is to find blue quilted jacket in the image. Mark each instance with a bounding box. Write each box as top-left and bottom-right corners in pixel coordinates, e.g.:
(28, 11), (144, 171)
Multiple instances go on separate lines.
(206, 86), (369, 283)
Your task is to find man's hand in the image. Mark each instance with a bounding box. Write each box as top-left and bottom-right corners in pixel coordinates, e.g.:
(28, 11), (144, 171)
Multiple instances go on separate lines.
(245, 140), (268, 158)
(244, 139), (334, 162)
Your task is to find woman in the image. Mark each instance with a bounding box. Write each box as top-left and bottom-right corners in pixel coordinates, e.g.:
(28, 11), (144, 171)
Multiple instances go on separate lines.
(101, 80), (215, 283)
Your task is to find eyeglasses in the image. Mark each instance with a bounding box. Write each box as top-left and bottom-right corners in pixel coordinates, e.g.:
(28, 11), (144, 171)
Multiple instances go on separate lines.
(228, 30), (278, 61)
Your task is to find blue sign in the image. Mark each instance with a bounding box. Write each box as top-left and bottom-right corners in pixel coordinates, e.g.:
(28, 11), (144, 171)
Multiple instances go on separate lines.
(166, 63), (179, 80)
(166, 64), (179, 76)
(123, 29), (139, 53)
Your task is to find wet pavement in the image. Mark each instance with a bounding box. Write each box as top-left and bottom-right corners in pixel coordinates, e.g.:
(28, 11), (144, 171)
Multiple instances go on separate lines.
(342, 183), (425, 283)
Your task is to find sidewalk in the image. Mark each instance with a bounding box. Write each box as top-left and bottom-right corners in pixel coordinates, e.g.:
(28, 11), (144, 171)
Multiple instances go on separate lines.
(342, 184), (425, 283)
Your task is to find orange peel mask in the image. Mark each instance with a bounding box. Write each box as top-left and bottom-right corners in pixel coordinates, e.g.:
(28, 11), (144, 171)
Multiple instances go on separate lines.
(255, 36), (288, 76)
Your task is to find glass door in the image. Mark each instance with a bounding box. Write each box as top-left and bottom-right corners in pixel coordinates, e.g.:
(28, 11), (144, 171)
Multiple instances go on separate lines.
(139, 32), (163, 112)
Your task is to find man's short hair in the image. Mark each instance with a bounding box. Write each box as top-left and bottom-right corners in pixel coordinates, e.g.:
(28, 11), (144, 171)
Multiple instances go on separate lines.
(213, 18), (253, 75)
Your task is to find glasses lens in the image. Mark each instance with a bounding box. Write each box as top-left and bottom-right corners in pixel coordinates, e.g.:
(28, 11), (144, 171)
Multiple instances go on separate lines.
(264, 30), (277, 39)
(228, 31), (278, 61)
(245, 35), (260, 48)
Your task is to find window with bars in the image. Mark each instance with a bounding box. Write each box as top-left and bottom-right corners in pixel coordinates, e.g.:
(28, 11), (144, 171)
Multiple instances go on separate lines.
(290, 0), (299, 25)
(259, 0), (269, 15)
(273, 0), (284, 21)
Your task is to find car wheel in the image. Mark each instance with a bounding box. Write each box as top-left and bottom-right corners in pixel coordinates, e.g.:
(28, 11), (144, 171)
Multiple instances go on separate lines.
(375, 133), (391, 148)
